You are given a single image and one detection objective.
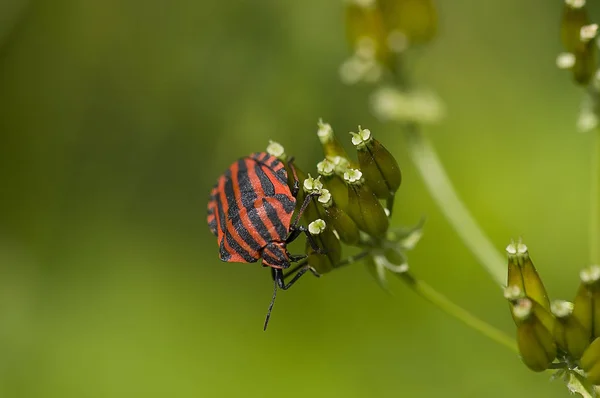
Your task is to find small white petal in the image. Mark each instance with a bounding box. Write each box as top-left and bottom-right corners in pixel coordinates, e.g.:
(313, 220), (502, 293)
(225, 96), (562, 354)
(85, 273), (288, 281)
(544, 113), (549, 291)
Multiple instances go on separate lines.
(308, 219), (327, 235)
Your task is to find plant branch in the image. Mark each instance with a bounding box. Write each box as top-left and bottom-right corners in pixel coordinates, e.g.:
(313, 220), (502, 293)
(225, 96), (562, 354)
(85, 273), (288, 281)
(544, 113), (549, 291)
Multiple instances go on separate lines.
(590, 128), (599, 265)
(402, 124), (507, 286)
(395, 270), (518, 353)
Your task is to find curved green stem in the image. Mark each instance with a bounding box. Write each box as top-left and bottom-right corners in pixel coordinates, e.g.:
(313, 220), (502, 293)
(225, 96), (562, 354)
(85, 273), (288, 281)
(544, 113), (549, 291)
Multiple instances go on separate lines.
(396, 271), (518, 353)
(402, 124), (506, 286)
(590, 129), (599, 265)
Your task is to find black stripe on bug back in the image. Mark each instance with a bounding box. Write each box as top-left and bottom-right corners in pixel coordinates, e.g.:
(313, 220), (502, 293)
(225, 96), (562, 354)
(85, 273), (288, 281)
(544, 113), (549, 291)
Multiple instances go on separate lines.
(253, 153), (288, 186)
(261, 198), (288, 240)
(224, 229), (257, 263)
(219, 239), (231, 261)
(254, 162), (275, 196)
(223, 169), (262, 253)
(251, 152), (270, 163)
(236, 158), (273, 245)
(273, 194), (296, 214)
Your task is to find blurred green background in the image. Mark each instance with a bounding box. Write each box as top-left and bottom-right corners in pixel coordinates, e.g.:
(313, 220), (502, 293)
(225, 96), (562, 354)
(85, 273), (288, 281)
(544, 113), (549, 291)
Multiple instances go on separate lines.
(1, 0), (599, 397)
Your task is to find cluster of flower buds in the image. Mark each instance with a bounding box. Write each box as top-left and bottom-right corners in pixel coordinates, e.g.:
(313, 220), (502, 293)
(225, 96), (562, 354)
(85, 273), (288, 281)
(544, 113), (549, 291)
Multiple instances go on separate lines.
(504, 241), (600, 383)
(267, 120), (417, 277)
(341, 0), (437, 84)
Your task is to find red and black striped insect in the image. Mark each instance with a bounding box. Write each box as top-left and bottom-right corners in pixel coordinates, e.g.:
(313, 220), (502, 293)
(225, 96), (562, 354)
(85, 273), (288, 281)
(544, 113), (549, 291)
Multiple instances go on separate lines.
(207, 152), (320, 330)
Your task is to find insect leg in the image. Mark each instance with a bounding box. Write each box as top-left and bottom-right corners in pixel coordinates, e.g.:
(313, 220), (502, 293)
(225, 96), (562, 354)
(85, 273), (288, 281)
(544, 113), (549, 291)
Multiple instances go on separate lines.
(263, 264), (317, 331)
(286, 224), (325, 255)
(289, 192), (318, 231)
(286, 157), (300, 198)
(284, 260), (320, 279)
(274, 266), (311, 290)
(288, 253), (307, 262)
(263, 276), (278, 331)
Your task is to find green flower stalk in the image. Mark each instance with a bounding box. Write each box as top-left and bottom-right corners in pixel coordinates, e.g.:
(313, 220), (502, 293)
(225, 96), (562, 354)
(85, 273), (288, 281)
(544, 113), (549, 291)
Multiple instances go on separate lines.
(344, 168), (389, 237)
(306, 219), (342, 274)
(350, 126), (402, 199)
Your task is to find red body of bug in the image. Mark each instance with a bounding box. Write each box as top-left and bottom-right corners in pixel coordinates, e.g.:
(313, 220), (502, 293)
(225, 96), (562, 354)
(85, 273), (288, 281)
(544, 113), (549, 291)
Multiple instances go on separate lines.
(207, 152), (318, 329)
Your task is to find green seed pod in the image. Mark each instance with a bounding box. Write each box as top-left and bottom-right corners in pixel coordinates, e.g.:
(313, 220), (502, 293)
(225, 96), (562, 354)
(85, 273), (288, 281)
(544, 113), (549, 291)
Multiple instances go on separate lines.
(551, 300), (590, 359)
(378, 0), (438, 45)
(350, 127), (401, 199)
(305, 219), (342, 274)
(317, 119), (351, 161)
(505, 286), (556, 335)
(572, 265), (600, 341)
(318, 189), (360, 245)
(344, 169), (389, 238)
(506, 241), (550, 311)
(345, 1), (391, 65)
(581, 337), (600, 384)
(317, 158), (350, 211)
(504, 285), (526, 325)
(561, 1), (590, 54)
(512, 298), (557, 372)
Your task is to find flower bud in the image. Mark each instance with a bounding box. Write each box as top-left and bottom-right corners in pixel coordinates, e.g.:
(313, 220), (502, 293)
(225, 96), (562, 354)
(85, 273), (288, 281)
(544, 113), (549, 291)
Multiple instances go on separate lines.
(317, 158), (350, 211)
(571, 265), (600, 342)
(318, 189), (360, 245)
(317, 119), (351, 161)
(344, 169), (389, 237)
(350, 126), (402, 199)
(511, 298), (557, 372)
(551, 299), (590, 359)
(305, 219), (342, 274)
(506, 241), (550, 311)
(378, 0), (438, 45)
(505, 286), (556, 336)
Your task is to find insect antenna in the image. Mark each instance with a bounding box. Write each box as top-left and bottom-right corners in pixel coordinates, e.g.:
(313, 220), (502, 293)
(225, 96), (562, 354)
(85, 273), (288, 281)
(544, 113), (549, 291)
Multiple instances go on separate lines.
(263, 278), (278, 331)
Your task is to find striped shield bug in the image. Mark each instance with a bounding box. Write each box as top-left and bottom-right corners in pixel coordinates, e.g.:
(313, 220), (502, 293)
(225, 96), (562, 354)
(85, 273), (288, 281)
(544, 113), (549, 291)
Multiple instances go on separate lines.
(207, 152), (321, 330)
